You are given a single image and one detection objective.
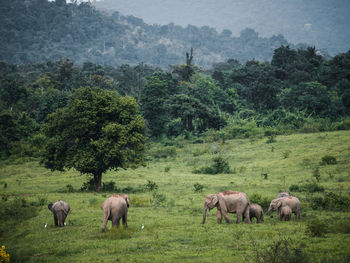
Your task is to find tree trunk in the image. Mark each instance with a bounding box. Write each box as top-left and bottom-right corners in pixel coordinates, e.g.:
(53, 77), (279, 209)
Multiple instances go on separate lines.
(94, 172), (102, 192)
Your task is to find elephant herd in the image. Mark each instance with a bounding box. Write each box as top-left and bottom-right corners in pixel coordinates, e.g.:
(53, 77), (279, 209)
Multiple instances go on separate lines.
(47, 190), (301, 230)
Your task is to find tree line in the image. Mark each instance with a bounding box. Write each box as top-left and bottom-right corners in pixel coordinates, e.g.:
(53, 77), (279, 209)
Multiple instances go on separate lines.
(1, 0), (301, 68)
(1, 45), (350, 160)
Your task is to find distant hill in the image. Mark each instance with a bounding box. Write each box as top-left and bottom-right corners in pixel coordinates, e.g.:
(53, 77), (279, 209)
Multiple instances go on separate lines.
(0, 0), (299, 68)
(96, 0), (350, 56)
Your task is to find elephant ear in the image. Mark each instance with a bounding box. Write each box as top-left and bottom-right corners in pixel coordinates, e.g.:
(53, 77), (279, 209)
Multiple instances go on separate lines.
(124, 195), (130, 208)
(276, 201), (282, 209)
(48, 203), (53, 211)
(209, 195), (219, 208)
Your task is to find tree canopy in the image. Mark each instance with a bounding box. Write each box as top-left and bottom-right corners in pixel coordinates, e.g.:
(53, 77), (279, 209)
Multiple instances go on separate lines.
(41, 87), (146, 191)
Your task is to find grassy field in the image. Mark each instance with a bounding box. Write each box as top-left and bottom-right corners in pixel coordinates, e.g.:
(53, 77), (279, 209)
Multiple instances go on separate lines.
(1, 130), (350, 262)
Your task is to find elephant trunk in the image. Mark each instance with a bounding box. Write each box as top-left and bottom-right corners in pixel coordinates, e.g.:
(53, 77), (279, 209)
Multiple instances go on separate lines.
(267, 205), (273, 216)
(202, 204), (208, 224)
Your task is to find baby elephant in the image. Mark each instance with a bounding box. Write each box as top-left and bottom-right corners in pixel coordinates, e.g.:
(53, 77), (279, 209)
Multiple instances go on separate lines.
(249, 203), (264, 223)
(279, 205), (292, 221)
(102, 194), (130, 232)
(48, 200), (70, 227)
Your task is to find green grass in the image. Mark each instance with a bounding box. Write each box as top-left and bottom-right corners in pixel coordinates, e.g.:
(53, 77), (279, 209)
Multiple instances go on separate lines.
(1, 130), (350, 262)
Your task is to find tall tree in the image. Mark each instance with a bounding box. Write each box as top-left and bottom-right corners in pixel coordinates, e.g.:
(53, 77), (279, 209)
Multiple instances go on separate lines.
(41, 87), (146, 191)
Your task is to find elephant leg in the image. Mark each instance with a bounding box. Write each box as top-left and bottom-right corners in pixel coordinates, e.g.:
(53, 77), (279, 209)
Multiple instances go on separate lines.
(58, 211), (64, 227)
(122, 214), (128, 228)
(222, 211), (230, 223)
(217, 209), (223, 224)
(261, 214), (264, 223)
(296, 210), (301, 219)
(53, 214), (58, 226)
(244, 207), (251, 224)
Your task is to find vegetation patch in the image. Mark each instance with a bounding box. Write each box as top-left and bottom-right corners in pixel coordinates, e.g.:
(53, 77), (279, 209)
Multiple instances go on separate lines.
(192, 156), (231, 174)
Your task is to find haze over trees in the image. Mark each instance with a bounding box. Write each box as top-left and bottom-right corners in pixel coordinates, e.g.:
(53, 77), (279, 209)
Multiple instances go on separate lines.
(1, 0), (295, 68)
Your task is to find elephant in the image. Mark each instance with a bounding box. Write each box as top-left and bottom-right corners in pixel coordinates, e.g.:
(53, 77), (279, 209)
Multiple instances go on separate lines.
(202, 190), (251, 224)
(277, 192), (291, 198)
(244, 203), (264, 223)
(267, 196), (301, 219)
(48, 200), (70, 227)
(279, 205), (292, 221)
(101, 194), (130, 232)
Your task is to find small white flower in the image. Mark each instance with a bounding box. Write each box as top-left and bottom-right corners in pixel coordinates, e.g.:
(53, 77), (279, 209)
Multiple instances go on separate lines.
(141, 224), (144, 230)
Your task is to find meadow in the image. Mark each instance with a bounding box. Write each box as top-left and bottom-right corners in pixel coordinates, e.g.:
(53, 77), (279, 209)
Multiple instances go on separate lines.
(1, 130), (350, 262)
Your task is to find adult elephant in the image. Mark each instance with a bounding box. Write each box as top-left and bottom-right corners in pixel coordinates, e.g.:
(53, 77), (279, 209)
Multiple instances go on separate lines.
(267, 196), (301, 219)
(102, 194), (130, 232)
(202, 191), (251, 224)
(48, 200), (70, 227)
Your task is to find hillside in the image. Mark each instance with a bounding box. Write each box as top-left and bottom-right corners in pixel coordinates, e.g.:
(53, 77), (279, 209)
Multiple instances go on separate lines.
(96, 0), (350, 56)
(1, 130), (350, 262)
(1, 0), (296, 68)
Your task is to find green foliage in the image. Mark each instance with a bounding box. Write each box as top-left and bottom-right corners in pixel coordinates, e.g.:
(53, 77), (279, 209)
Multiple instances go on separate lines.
(310, 192), (350, 211)
(131, 196), (150, 207)
(149, 145), (177, 159)
(306, 219), (328, 237)
(193, 156), (231, 174)
(41, 87), (146, 191)
(321, 155), (337, 165)
(150, 192), (167, 207)
(145, 180), (158, 191)
(289, 183), (325, 193)
(250, 237), (310, 263)
(193, 183), (204, 193)
(102, 181), (116, 192)
(249, 193), (271, 209)
(0, 197), (40, 234)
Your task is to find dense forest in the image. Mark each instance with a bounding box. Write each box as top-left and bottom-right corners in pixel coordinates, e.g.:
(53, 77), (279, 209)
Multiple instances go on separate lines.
(96, 0), (350, 56)
(0, 0), (300, 68)
(1, 43), (350, 159)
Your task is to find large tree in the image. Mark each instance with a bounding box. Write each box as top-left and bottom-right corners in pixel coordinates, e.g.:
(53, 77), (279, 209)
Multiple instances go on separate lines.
(41, 87), (146, 191)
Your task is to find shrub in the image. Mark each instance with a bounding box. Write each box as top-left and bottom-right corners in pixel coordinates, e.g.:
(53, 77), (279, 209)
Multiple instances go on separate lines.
(312, 167), (321, 182)
(310, 192), (350, 211)
(193, 183), (204, 193)
(306, 218), (328, 237)
(0, 245), (10, 263)
(249, 193), (271, 210)
(66, 184), (74, 192)
(151, 192), (167, 207)
(266, 135), (277, 144)
(303, 182), (325, 193)
(193, 156), (231, 174)
(282, 150), (291, 159)
(145, 180), (158, 191)
(321, 155), (337, 165)
(289, 184), (300, 192)
(150, 146), (177, 159)
(80, 177), (95, 191)
(250, 237), (310, 263)
(102, 181), (116, 192)
(164, 166), (171, 172)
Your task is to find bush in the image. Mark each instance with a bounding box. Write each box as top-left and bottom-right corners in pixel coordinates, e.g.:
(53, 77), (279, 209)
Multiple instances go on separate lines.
(151, 192), (167, 207)
(193, 156), (231, 174)
(0, 197), (39, 234)
(250, 237), (310, 263)
(321, 155), (337, 165)
(193, 183), (204, 193)
(80, 177), (95, 191)
(145, 180), (158, 191)
(66, 184), (74, 192)
(289, 184), (300, 192)
(310, 192), (350, 211)
(150, 146), (177, 159)
(102, 181), (116, 191)
(249, 193), (270, 210)
(303, 182), (325, 193)
(306, 218), (328, 237)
